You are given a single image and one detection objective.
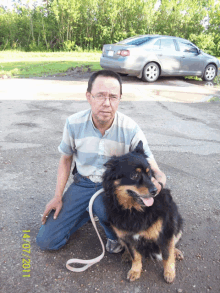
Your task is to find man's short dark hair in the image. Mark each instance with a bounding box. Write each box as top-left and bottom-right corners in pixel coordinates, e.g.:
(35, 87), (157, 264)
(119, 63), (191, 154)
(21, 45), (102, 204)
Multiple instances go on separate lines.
(87, 70), (122, 95)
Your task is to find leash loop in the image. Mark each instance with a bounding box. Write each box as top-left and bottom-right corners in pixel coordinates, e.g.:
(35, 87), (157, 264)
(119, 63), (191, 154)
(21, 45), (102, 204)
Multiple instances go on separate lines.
(66, 188), (105, 272)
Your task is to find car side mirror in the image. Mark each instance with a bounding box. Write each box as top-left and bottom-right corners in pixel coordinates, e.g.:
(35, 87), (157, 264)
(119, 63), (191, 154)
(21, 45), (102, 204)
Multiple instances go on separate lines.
(197, 49), (201, 54)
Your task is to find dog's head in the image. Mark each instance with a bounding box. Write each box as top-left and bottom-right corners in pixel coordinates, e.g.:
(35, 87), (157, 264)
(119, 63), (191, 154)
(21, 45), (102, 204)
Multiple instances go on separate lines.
(103, 140), (158, 210)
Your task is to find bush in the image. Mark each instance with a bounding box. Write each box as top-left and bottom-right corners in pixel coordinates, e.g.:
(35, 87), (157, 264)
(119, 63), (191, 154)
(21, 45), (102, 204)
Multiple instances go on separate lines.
(74, 45), (84, 52)
(62, 40), (76, 52)
(27, 41), (47, 52)
(189, 33), (216, 55)
(0, 38), (11, 50)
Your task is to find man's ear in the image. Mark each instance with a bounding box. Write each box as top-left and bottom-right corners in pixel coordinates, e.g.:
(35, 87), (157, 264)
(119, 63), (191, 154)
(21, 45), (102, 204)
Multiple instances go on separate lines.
(86, 92), (91, 105)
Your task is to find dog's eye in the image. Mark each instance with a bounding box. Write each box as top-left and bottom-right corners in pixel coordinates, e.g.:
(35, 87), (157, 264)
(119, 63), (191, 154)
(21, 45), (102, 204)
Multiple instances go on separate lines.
(146, 167), (151, 176)
(130, 173), (140, 181)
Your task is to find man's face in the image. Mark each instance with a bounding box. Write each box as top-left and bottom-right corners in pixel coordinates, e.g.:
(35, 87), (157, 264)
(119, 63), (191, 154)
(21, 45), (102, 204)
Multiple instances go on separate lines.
(86, 76), (121, 127)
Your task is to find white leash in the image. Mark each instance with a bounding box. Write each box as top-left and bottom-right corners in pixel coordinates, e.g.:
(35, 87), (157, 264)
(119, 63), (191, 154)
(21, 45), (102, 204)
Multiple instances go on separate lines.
(66, 188), (105, 272)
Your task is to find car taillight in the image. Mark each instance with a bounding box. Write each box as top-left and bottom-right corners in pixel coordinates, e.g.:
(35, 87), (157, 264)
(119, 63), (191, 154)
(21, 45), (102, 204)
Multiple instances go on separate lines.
(117, 50), (130, 57)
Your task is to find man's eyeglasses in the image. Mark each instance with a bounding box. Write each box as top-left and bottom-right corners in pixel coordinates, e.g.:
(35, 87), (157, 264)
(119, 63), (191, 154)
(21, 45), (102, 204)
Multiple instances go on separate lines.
(91, 93), (121, 103)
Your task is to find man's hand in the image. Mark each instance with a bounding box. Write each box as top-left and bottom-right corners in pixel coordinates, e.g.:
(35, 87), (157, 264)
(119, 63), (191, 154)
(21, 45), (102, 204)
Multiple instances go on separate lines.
(151, 177), (163, 194)
(41, 197), (63, 225)
(41, 154), (72, 225)
(149, 159), (166, 194)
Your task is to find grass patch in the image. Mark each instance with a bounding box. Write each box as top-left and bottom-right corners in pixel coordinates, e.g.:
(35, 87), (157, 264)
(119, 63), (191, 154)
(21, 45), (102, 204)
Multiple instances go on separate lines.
(184, 75), (220, 86)
(184, 76), (202, 81)
(208, 96), (220, 102)
(214, 75), (220, 86)
(0, 51), (102, 78)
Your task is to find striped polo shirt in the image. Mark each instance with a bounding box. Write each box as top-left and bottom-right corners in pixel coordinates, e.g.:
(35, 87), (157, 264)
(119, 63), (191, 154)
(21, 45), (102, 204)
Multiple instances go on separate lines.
(58, 109), (154, 180)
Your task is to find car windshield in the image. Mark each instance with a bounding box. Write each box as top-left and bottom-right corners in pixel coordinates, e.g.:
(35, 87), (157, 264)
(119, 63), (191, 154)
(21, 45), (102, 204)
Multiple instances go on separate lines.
(117, 36), (154, 46)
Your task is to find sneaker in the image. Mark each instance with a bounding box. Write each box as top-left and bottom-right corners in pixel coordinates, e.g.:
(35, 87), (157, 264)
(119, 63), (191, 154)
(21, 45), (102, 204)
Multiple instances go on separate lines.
(106, 238), (124, 253)
(93, 215), (99, 222)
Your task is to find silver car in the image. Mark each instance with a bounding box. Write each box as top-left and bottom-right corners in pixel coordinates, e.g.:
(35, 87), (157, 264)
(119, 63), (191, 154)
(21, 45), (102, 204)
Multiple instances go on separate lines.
(100, 35), (220, 82)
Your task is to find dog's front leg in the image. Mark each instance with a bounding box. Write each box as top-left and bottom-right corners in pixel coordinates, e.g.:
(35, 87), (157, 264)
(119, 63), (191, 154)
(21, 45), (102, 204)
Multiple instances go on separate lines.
(127, 248), (142, 282)
(162, 236), (176, 283)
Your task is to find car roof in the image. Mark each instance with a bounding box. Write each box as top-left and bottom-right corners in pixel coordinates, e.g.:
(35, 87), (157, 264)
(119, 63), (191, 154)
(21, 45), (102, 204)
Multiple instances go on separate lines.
(125, 35), (193, 45)
(117, 35), (195, 48)
(133, 34), (188, 41)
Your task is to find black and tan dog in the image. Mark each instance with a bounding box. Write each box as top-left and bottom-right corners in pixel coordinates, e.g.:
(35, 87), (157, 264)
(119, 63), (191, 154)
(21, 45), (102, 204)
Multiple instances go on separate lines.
(102, 140), (183, 283)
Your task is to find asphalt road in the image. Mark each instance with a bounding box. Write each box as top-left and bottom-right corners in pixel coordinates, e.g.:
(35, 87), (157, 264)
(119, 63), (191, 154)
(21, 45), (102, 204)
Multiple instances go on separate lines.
(0, 75), (220, 293)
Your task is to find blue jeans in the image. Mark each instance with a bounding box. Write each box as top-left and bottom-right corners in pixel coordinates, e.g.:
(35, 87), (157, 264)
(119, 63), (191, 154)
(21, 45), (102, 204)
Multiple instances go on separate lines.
(36, 173), (117, 250)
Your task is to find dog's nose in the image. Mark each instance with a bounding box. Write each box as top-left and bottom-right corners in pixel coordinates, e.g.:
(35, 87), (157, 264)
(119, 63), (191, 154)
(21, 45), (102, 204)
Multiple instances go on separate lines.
(150, 186), (158, 196)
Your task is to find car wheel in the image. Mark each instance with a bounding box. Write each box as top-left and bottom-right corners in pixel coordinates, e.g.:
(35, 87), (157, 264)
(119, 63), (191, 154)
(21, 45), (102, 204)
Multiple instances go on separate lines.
(142, 62), (160, 82)
(202, 64), (216, 81)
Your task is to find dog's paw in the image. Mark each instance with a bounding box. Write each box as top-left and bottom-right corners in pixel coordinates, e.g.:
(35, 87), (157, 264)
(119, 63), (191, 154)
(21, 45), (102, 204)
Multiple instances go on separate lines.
(127, 269), (141, 282)
(164, 266), (175, 283)
(121, 251), (131, 263)
(175, 248), (184, 260)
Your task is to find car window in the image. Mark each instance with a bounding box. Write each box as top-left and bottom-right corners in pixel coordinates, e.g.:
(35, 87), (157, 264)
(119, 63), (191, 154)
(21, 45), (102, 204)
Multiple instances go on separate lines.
(178, 40), (198, 53)
(153, 39), (161, 49)
(161, 38), (176, 50)
(118, 36), (154, 46)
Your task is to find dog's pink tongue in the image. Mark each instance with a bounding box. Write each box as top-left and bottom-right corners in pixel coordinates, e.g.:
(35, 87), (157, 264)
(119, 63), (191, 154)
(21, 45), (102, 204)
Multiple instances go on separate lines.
(141, 197), (154, 207)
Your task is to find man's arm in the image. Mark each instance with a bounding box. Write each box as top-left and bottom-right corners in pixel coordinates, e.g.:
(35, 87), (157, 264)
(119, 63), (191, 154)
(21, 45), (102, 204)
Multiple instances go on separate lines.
(41, 154), (73, 224)
(149, 159), (166, 193)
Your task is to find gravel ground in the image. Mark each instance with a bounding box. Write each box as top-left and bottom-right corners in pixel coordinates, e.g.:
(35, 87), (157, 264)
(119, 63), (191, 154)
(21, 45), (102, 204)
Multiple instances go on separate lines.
(0, 73), (220, 293)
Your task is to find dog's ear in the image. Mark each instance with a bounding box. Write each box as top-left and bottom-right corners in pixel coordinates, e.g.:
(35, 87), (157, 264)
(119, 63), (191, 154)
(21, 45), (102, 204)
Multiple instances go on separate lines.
(133, 140), (147, 157)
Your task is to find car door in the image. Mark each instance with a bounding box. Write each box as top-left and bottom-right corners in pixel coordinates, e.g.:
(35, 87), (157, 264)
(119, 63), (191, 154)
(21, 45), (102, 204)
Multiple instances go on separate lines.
(155, 38), (181, 74)
(176, 39), (204, 75)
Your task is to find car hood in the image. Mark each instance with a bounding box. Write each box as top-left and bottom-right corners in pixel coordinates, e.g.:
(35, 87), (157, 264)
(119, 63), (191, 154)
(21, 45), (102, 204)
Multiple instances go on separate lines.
(201, 51), (218, 61)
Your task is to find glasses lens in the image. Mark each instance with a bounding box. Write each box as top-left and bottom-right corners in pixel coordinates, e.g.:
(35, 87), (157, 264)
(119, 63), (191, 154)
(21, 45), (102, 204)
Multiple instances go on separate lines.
(93, 93), (120, 102)
(95, 93), (105, 101)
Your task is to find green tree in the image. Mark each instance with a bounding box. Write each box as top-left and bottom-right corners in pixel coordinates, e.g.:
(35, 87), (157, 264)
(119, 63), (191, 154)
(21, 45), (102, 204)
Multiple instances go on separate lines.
(50, 0), (80, 49)
(154, 0), (206, 39)
(207, 0), (220, 55)
(0, 0), (220, 54)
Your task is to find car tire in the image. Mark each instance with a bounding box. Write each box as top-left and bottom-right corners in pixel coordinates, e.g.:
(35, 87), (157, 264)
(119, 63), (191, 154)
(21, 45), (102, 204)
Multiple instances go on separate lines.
(142, 62), (160, 82)
(202, 64), (216, 81)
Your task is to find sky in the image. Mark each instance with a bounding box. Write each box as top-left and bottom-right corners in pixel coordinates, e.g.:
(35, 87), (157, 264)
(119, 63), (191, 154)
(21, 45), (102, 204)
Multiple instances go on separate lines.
(0, 0), (46, 9)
